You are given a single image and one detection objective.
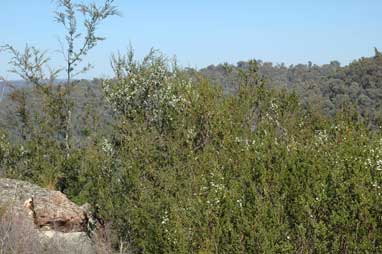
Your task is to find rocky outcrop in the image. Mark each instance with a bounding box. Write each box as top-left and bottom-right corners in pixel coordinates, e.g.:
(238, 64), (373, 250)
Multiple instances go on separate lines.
(0, 178), (97, 254)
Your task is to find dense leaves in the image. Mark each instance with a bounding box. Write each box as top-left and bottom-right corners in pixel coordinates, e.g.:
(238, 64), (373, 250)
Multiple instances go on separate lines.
(1, 3), (382, 250)
(1, 51), (382, 253)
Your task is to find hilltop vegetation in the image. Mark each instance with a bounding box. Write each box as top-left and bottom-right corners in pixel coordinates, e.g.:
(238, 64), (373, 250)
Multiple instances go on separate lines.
(201, 48), (382, 126)
(3, 49), (382, 142)
(1, 50), (382, 253)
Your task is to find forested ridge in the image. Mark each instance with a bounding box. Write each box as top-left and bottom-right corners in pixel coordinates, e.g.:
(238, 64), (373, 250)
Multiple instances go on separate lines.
(3, 49), (382, 137)
(200, 48), (382, 126)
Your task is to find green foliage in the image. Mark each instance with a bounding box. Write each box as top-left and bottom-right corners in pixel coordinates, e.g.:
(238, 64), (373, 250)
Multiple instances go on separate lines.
(104, 49), (192, 133)
(201, 50), (382, 126)
(0, 0), (118, 189)
(1, 2), (382, 252)
(2, 49), (382, 252)
(16, 52), (375, 253)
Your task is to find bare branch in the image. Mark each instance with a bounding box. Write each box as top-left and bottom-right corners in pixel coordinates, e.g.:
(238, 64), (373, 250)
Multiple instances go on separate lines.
(54, 0), (119, 85)
(1, 44), (59, 88)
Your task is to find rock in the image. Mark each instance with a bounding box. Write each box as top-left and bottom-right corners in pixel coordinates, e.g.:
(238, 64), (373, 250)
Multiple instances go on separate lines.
(39, 231), (95, 254)
(0, 178), (97, 254)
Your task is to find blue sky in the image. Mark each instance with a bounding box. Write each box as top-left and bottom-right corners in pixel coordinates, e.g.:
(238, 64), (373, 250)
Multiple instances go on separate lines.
(1, 0), (382, 79)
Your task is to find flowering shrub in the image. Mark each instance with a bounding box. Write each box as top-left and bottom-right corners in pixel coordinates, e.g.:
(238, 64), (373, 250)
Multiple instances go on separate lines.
(2, 53), (382, 253)
(103, 49), (191, 132)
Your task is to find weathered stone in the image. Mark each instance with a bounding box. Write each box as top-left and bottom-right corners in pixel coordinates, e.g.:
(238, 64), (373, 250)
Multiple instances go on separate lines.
(0, 178), (96, 254)
(39, 231), (95, 254)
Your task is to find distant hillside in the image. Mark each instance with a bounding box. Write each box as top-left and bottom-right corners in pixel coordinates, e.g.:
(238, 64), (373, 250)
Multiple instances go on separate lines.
(1, 50), (382, 142)
(0, 79), (112, 143)
(200, 49), (382, 125)
(0, 80), (29, 101)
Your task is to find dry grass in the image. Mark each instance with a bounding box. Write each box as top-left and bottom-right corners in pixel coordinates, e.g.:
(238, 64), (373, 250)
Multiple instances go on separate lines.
(0, 208), (44, 254)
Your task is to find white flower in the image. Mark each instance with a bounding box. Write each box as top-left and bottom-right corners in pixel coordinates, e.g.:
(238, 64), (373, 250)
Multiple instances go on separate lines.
(315, 130), (328, 145)
(365, 158), (372, 167)
(372, 182), (381, 189)
(161, 210), (169, 225)
(102, 138), (113, 155)
(376, 160), (382, 171)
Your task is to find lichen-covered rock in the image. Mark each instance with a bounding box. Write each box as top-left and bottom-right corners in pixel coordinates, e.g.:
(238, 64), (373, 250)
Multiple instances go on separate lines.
(0, 178), (96, 254)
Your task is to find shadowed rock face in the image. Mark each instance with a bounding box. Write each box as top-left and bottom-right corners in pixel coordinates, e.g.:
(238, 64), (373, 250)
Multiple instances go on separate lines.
(34, 191), (88, 232)
(0, 178), (95, 254)
(0, 178), (87, 232)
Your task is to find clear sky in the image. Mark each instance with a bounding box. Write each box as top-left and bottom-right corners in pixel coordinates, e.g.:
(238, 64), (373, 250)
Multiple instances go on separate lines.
(1, 0), (382, 79)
